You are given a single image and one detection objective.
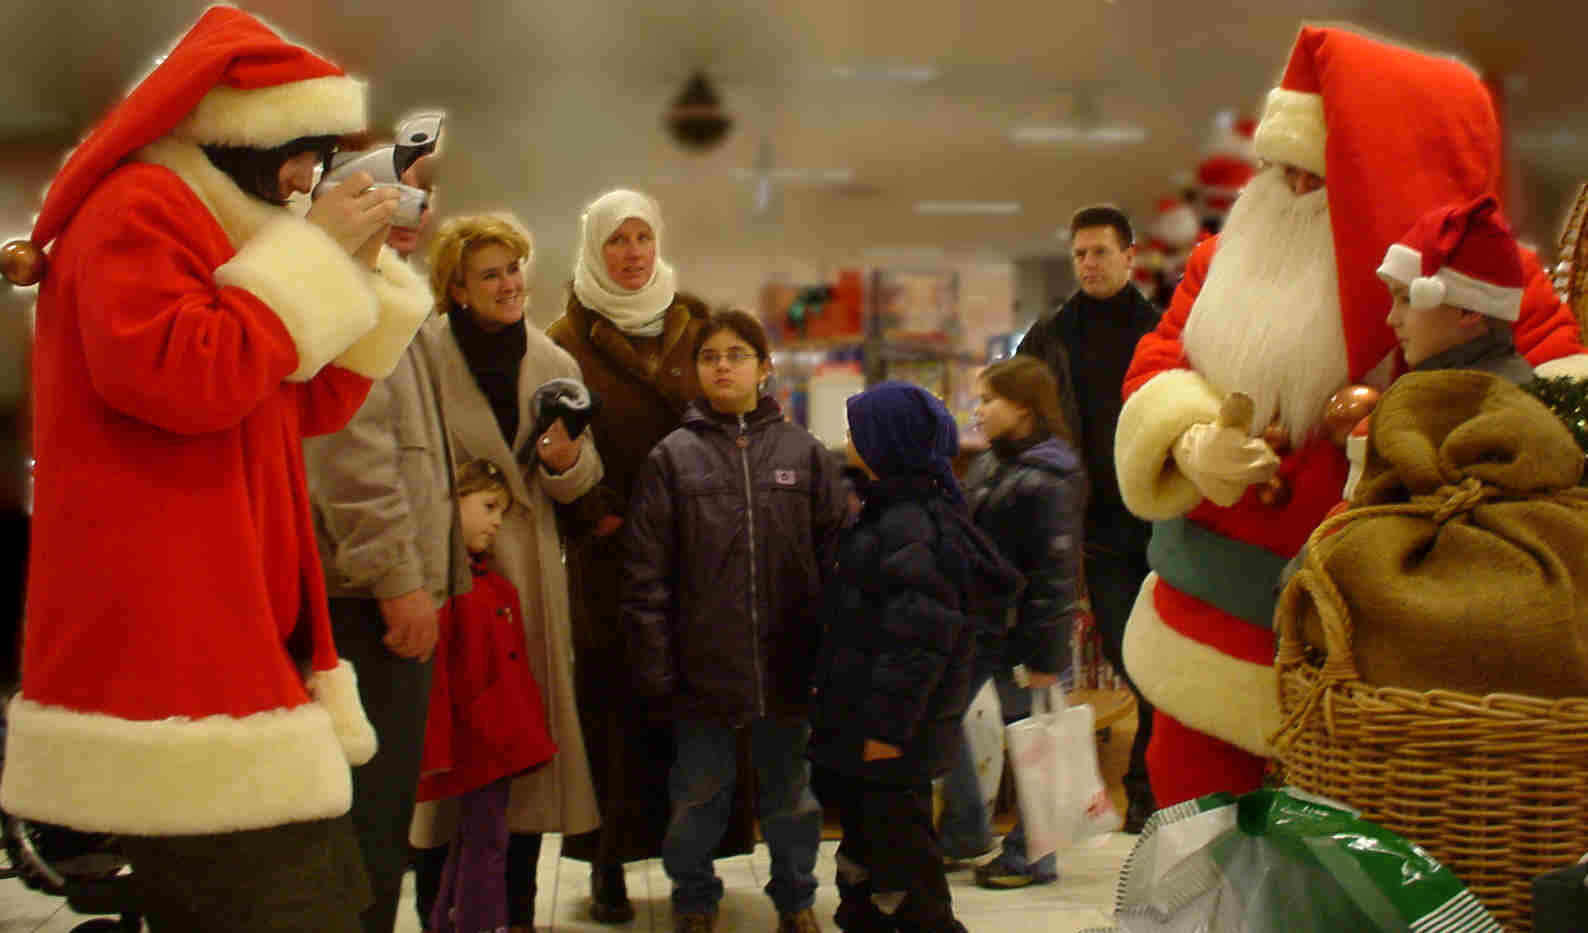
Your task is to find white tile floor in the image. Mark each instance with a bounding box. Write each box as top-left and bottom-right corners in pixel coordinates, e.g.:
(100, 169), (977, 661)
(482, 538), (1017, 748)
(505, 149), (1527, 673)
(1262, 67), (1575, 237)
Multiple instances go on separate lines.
(1, 831), (1136, 932)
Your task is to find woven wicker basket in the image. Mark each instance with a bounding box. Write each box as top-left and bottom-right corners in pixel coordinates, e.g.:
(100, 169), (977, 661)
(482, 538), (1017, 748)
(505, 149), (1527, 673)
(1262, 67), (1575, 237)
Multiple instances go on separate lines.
(1272, 539), (1588, 933)
(1555, 181), (1588, 333)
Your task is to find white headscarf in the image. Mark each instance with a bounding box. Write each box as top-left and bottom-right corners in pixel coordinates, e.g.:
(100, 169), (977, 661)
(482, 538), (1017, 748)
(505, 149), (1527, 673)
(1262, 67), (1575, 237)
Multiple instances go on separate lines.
(572, 188), (678, 336)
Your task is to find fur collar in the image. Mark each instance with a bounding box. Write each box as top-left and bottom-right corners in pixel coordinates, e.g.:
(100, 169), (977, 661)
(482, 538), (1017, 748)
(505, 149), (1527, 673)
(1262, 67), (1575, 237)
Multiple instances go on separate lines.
(133, 137), (290, 248)
(566, 291), (707, 386)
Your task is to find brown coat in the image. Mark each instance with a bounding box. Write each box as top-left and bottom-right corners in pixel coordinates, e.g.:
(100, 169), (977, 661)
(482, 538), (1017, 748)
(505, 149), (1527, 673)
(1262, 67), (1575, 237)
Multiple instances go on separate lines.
(546, 290), (755, 864)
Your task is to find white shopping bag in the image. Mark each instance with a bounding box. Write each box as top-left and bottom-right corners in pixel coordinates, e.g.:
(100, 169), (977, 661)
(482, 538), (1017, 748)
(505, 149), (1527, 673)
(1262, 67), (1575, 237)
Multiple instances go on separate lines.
(963, 677), (1005, 810)
(1004, 686), (1119, 862)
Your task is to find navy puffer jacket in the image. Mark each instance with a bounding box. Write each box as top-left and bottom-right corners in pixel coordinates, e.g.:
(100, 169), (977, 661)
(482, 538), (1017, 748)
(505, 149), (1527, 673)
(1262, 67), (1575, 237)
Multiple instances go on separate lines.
(622, 395), (847, 723)
(964, 434), (1088, 678)
(809, 476), (1022, 784)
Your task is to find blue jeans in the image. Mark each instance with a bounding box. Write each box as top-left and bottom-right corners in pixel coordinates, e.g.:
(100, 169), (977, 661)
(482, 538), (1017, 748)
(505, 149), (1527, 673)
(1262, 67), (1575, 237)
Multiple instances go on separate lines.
(940, 668), (1030, 858)
(663, 717), (821, 915)
(939, 669), (1056, 879)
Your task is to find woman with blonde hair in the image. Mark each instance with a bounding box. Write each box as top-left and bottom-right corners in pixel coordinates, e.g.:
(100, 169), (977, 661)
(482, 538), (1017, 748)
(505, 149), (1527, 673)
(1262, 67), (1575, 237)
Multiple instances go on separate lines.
(310, 212), (603, 933)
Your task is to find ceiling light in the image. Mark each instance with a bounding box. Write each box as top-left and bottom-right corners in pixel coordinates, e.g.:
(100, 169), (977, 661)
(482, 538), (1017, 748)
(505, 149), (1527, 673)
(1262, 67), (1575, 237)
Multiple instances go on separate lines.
(916, 201), (1021, 215)
(1009, 126), (1149, 144)
(806, 64), (938, 83)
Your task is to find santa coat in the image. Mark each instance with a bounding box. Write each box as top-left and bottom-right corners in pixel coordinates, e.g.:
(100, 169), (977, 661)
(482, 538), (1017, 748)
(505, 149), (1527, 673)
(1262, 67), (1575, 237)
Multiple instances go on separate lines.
(419, 560), (557, 803)
(1114, 233), (1588, 765)
(1, 137), (431, 835)
(410, 314), (604, 846)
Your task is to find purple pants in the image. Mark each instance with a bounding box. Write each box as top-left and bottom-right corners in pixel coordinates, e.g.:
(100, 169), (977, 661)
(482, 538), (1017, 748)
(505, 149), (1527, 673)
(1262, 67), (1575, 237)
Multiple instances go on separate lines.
(429, 778), (512, 933)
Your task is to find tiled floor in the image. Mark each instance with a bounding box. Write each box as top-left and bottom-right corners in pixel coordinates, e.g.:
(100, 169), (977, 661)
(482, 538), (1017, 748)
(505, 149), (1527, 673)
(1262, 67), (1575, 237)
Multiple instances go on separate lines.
(3, 705), (1146, 931)
(1, 830), (1135, 932)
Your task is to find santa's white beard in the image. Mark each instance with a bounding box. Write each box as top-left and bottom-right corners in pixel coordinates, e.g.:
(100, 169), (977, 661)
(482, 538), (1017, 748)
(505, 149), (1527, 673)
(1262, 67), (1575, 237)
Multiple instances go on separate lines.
(1181, 166), (1349, 442)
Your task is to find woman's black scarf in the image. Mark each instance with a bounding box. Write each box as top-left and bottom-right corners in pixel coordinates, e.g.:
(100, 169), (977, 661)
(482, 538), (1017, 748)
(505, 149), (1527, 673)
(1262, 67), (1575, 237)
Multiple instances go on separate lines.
(449, 309), (528, 445)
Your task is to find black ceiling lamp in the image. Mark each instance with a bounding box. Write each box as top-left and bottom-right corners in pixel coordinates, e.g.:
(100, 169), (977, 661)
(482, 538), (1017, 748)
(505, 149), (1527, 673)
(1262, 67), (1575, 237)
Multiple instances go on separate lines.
(667, 72), (733, 151)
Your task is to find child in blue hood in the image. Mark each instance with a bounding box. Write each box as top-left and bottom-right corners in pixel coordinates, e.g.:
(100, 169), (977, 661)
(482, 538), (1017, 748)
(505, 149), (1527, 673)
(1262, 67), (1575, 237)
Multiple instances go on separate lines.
(809, 381), (1022, 933)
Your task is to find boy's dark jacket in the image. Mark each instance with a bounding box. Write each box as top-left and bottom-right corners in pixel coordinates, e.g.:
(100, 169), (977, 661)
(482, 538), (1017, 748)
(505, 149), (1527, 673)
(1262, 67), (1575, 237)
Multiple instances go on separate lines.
(623, 395), (848, 722)
(964, 434), (1088, 678)
(809, 475), (1023, 784)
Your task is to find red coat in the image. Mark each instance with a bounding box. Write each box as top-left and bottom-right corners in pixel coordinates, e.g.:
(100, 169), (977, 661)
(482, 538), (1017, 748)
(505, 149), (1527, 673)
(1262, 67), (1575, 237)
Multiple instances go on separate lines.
(3, 145), (432, 837)
(419, 561), (557, 802)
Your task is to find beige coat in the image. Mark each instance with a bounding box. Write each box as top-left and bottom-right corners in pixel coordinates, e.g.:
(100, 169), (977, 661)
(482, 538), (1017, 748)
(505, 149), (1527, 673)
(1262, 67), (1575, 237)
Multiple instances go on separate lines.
(410, 314), (604, 844)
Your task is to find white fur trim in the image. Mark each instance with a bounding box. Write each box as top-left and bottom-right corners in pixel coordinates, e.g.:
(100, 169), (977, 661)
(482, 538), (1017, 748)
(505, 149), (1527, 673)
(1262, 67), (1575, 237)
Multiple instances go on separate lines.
(0, 695), (352, 835)
(1409, 276), (1448, 310)
(1376, 243), (1422, 287)
(215, 216), (377, 381)
(1122, 573), (1281, 758)
(136, 138), (283, 249)
(1115, 369), (1221, 520)
(1253, 88), (1326, 179)
(173, 75), (366, 149)
(305, 660), (377, 765)
(1533, 354), (1588, 380)
(333, 248), (432, 379)
(1426, 266), (1521, 320)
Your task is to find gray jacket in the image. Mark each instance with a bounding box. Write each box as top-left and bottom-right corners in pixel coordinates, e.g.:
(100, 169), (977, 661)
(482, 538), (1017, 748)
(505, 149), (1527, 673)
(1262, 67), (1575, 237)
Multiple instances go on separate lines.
(305, 318), (471, 604)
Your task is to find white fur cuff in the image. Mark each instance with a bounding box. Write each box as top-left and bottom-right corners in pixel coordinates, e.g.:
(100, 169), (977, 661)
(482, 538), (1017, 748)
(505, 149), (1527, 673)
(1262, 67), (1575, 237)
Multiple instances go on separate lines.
(216, 217), (378, 381)
(0, 695), (353, 835)
(1254, 88), (1326, 179)
(1534, 354), (1588, 380)
(334, 248), (433, 379)
(1122, 574), (1281, 757)
(1116, 369), (1221, 520)
(306, 660), (378, 765)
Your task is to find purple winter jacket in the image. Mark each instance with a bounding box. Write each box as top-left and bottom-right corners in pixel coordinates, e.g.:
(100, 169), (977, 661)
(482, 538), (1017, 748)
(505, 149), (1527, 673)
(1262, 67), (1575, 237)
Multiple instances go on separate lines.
(621, 395), (847, 722)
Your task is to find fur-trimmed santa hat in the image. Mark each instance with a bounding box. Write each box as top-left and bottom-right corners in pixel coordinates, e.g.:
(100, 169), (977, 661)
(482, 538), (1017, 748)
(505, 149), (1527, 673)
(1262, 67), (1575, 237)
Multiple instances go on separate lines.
(28, 5), (365, 253)
(1252, 26), (1506, 381)
(1378, 195), (1524, 320)
(1195, 117), (1257, 224)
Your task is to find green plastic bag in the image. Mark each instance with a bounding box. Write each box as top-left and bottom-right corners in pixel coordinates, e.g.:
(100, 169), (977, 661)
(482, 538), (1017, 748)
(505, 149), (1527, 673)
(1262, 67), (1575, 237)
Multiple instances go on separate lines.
(1083, 787), (1501, 933)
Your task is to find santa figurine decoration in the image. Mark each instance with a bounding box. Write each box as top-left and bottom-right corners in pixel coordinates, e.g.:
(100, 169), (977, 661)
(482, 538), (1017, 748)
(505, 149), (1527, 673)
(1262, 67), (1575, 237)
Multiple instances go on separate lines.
(1112, 25), (1588, 812)
(1193, 116), (1258, 236)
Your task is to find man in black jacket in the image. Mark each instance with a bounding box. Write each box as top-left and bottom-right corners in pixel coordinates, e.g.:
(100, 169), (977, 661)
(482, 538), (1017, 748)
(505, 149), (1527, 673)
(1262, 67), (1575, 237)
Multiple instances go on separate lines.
(1016, 205), (1160, 831)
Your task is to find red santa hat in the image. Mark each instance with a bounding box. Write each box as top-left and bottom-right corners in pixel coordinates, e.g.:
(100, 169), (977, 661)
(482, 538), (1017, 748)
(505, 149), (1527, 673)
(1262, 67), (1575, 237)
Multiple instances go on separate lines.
(28, 5), (365, 253)
(1195, 118), (1257, 222)
(1256, 26), (1505, 380)
(1151, 196), (1202, 251)
(1377, 195), (1523, 320)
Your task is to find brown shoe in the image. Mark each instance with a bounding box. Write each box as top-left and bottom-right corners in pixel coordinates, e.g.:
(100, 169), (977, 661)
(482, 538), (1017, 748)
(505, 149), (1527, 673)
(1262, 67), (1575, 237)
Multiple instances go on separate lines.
(675, 911), (717, 933)
(777, 907), (822, 933)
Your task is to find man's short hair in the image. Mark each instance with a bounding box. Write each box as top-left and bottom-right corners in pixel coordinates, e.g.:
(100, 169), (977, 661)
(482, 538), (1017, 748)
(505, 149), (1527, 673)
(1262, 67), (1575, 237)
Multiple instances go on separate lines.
(1069, 205), (1134, 249)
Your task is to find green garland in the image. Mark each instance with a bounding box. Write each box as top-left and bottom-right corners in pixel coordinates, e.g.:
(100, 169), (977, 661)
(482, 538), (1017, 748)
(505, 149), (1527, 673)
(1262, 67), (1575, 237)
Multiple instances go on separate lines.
(1522, 375), (1588, 455)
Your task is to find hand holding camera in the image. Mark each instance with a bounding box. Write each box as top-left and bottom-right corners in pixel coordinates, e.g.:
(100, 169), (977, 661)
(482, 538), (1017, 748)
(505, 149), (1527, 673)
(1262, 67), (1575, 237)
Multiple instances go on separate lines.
(313, 112), (442, 229)
(305, 170), (400, 267)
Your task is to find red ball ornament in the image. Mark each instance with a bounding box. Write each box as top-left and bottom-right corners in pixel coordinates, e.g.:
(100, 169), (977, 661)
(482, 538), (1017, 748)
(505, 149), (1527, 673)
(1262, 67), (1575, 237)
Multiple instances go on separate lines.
(1323, 385), (1381, 446)
(1257, 474), (1291, 508)
(1262, 422), (1292, 457)
(1, 239), (45, 287)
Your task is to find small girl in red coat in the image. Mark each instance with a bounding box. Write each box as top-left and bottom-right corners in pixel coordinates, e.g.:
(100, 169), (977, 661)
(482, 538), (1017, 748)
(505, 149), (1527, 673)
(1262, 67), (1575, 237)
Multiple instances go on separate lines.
(420, 459), (557, 933)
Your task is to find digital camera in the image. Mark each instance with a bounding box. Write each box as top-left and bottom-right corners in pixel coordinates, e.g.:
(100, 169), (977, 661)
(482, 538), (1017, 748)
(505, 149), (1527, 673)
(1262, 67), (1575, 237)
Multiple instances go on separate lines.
(313, 112), (442, 227)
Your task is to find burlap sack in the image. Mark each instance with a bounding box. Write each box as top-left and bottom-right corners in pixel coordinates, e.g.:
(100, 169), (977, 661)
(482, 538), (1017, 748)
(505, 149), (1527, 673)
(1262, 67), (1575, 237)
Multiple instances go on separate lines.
(1278, 370), (1588, 697)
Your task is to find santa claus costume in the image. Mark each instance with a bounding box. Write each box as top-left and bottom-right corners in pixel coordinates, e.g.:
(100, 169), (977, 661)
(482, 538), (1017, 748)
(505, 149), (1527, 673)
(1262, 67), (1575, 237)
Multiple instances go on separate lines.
(1114, 26), (1588, 810)
(0, 7), (429, 924)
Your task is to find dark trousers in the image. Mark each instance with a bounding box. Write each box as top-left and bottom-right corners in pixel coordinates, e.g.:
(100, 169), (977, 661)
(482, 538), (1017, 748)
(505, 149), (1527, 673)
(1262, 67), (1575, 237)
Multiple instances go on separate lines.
(120, 816), (369, 932)
(811, 767), (964, 933)
(415, 831), (542, 928)
(329, 597), (433, 933)
(1084, 527), (1154, 803)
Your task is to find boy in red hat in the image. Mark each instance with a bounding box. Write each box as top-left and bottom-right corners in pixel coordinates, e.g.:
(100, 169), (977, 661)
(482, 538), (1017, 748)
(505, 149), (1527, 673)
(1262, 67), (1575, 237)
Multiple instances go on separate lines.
(0, 8), (430, 929)
(1378, 195), (1533, 382)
